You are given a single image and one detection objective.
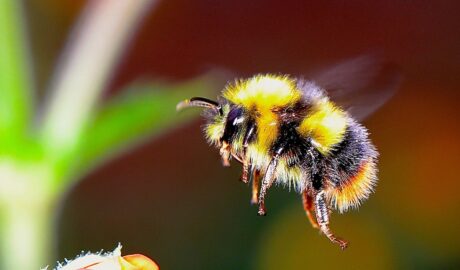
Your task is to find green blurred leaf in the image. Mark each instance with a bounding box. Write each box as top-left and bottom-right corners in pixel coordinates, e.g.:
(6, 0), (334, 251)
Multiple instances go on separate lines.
(73, 77), (217, 177)
(0, 1), (33, 141)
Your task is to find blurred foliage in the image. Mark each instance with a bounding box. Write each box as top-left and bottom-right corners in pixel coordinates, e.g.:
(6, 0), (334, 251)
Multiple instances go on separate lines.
(76, 78), (214, 178)
(0, 0), (32, 140)
(0, 1), (215, 269)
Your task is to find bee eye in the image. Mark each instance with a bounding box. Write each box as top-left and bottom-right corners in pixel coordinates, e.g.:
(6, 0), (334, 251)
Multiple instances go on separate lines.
(221, 107), (244, 144)
(227, 107), (244, 126)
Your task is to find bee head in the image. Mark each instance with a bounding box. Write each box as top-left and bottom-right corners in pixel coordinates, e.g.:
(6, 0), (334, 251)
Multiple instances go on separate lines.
(177, 96), (227, 144)
(177, 97), (245, 166)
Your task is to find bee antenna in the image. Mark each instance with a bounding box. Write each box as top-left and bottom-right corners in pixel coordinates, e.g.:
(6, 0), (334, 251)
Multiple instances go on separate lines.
(176, 97), (223, 115)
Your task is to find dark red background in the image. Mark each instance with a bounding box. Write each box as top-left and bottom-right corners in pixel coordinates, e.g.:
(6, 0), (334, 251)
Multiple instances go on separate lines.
(27, 1), (460, 269)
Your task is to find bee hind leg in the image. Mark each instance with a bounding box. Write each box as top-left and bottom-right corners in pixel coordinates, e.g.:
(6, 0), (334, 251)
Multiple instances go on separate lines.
(314, 191), (348, 250)
(302, 189), (319, 229)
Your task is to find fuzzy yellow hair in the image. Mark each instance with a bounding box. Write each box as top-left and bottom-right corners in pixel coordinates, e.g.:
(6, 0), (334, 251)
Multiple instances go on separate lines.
(223, 75), (302, 160)
(297, 100), (348, 155)
(223, 74), (301, 110)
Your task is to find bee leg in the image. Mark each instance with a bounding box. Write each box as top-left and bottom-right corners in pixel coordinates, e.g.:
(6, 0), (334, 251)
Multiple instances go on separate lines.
(257, 157), (280, 216)
(241, 120), (256, 183)
(314, 191), (348, 250)
(219, 142), (231, 167)
(241, 154), (251, 184)
(251, 169), (260, 205)
(302, 189), (319, 229)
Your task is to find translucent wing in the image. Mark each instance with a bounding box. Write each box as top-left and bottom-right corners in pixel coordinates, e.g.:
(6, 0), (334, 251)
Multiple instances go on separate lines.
(311, 55), (402, 121)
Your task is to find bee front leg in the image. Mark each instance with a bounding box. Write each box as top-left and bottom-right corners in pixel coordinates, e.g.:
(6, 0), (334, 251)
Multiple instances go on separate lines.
(257, 157), (280, 216)
(241, 120), (256, 183)
(219, 142), (231, 167)
(314, 191), (348, 250)
(302, 188), (319, 229)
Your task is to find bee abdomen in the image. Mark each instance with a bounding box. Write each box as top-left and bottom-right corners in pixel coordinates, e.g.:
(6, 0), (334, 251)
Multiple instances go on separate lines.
(328, 158), (377, 212)
(326, 121), (378, 212)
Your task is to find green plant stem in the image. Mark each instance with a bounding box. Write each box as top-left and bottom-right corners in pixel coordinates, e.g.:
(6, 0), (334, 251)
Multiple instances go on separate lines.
(0, 162), (55, 270)
(0, 0), (32, 141)
(1, 198), (54, 270)
(41, 0), (156, 161)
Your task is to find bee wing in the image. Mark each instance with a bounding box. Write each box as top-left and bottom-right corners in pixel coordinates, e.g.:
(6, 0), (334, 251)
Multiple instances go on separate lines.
(311, 55), (402, 121)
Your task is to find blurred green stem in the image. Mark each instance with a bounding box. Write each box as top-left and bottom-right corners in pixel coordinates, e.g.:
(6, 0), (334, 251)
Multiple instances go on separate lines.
(41, 0), (155, 164)
(0, 0), (32, 144)
(1, 195), (54, 270)
(0, 162), (55, 270)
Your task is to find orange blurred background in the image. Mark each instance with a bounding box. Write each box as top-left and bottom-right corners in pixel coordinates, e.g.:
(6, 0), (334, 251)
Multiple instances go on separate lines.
(26, 0), (460, 269)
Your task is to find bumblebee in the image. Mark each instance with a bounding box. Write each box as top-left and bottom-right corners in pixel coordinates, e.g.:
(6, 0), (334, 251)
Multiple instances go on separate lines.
(177, 56), (399, 249)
